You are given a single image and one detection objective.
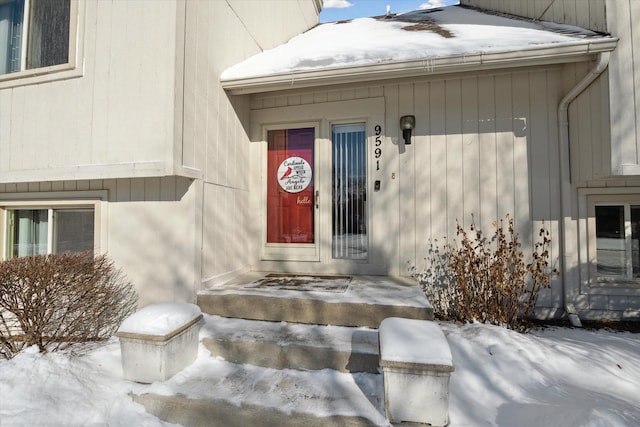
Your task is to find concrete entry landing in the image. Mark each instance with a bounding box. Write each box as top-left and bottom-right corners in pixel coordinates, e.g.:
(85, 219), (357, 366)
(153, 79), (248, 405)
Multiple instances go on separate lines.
(197, 272), (433, 328)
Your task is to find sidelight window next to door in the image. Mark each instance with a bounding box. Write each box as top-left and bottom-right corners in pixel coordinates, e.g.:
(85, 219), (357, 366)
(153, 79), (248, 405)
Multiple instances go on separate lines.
(332, 123), (367, 260)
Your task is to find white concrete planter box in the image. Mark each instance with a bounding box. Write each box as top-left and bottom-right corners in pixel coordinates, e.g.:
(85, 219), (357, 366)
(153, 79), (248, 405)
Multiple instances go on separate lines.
(116, 303), (203, 383)
(379, 317), (454, 426)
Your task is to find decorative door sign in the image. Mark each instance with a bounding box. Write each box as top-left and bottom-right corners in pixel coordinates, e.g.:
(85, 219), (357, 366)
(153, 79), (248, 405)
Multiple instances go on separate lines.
(277, 157), (312, 193)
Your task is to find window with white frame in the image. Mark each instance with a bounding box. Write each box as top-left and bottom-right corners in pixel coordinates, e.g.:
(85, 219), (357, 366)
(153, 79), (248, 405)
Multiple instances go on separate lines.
(589, 197), (640, 284)
(0, 0), (70, 76)
(3, 205), (95, 259)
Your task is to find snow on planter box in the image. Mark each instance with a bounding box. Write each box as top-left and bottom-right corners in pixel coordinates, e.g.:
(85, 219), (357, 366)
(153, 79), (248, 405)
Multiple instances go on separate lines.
(379, 317), (454, 427)
(116, 302), (203, 383)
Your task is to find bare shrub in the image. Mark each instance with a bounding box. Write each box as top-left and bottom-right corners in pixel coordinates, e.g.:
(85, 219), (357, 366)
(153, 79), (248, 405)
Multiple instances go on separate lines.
(0, 251), (137, 359)
(411, 214), (554, 332)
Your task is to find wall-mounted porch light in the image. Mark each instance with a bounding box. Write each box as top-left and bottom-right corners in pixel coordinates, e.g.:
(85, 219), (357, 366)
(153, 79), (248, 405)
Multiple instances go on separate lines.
(400, 115), (415, 144)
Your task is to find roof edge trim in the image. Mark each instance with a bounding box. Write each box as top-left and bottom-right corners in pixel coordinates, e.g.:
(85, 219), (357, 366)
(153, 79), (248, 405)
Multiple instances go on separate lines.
(221, 38), (618, 95)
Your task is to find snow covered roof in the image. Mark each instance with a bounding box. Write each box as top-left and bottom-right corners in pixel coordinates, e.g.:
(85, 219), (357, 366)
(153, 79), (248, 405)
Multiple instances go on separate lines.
(221, 5), (617, 94)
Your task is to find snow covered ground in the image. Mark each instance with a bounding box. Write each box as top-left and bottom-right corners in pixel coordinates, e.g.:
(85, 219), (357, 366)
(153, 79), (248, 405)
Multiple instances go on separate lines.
(1, 317), (639, 427)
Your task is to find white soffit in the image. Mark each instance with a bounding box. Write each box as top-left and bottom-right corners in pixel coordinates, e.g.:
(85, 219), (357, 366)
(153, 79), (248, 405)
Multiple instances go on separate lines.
(221, 5), (617, 94)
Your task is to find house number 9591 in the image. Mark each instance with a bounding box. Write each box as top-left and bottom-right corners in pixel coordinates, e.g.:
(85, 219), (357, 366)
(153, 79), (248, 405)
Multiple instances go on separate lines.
(375, 124), (382, 170)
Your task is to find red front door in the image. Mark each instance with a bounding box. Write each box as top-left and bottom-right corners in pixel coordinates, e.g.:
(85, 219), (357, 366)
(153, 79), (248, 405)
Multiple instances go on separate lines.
(266, 128), (315, 244)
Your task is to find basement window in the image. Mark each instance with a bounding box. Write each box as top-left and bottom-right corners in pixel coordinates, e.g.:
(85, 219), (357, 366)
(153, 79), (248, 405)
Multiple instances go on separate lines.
(2, 206), (96, 259)
(589, 197), (640, 286)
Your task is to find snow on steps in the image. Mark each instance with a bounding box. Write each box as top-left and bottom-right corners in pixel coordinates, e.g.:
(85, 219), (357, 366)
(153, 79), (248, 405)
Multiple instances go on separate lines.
(133, 275), (440, 426)
(200, 315), (380, 373)
(196, 273), (434, 328)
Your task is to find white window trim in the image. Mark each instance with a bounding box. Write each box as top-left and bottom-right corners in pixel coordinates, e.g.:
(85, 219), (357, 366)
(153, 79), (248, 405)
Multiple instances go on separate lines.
(578, 188), (640, 291)
(0, 190), (106, 260)
(0, 0), (84, 89)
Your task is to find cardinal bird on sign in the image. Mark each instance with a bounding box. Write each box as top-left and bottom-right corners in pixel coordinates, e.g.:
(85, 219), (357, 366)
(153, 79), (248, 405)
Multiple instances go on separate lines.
(280, 166), (292, 180)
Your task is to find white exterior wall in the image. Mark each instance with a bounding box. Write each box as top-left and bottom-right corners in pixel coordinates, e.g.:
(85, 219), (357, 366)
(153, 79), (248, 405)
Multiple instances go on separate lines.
(0, 0), (181, 182)
(456, 0), (640, 320)
(462, 0), (640, 178)
(179, 0), (320, 288)
(0, 0), (320, 304)
(0, 177), (197, 307)
(247, 60), (639, 319)
(249, 68), (565, 311)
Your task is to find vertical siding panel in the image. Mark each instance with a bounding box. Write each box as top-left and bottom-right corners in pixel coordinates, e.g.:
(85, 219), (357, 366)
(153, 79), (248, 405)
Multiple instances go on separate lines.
(414, 82), (431, 249)
(552, 0), (565, 24)
(130, 178), (145, 201)
(446, 80), (464, 231)
(495, 74), (514, 219)
(478, 76), (498, 233)
(462, 77), (480, 225)
(145, 177), (161, 201)
(600, 71), (612, 176)
(430, 80), (448, 238)
(217, 89), (229, 185)
(300, 93), (315, 105)
(564, 0), (577, 26)
(160, 177), (176, 202)
(313, 92), (328, 104)
(633, 1), (640, 159)
(589, 0), (606, 32)
(512, 72), (531, 244)
(577, 62), (594, 182)
(8, 88), (24, 170)
(205, 56), (220, 184)
(115, 179), (130, 202)
(608, 0), (638, 170)
(0, 89), (11, 173)
(589, 77), (604, 179)
(384, 84), (400, 273)
(50, 182), (64, 192)
(529, 71), (551, 222)
(76, 180), (90, 191)
(193, 0), (209, 173)
(22, 85), (48, 171)
(398, 83), (415, 269)
(546, 70), (563, 309)
(370, 86), (384, 98)
(90, 0), (113, 164)
(575, 0), (590, 29)
(354, 87), (369, 99)
(182, 0), (198, 169)
(341, 89), (355, 100)
(106, 0), (132, 162)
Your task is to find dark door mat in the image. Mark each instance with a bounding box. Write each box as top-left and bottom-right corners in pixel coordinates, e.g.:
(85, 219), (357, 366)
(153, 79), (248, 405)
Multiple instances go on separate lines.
(244, 274), (352, 293)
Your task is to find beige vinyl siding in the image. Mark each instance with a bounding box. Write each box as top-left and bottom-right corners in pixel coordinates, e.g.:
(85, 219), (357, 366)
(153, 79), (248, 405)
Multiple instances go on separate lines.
(0, 0), (179, 183)
(607, 0), (640, 174)
(462, 0), (640, 178)
(179, 0), (319, 288)
(0, 177), (197, 307)
(459, 0), (607, 32)
(249, 67), (570, 311)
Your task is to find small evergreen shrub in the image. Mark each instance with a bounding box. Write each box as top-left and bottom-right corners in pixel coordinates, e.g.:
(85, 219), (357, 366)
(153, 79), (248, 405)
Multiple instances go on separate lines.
(0, 251), (138, 359)
(411, 215), (554, 332)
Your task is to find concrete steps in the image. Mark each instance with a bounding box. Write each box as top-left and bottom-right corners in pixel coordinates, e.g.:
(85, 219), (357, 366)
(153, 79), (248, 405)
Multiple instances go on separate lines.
(132, 349), (390, 426)
(200, 315), (380, 373)
(133, 393), (386, 427)
(196, 273), (433, 328)
(135, 273), (433, 426)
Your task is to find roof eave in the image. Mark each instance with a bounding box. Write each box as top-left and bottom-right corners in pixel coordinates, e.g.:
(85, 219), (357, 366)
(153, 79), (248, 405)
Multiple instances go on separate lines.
(221, 38), (618, 95)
